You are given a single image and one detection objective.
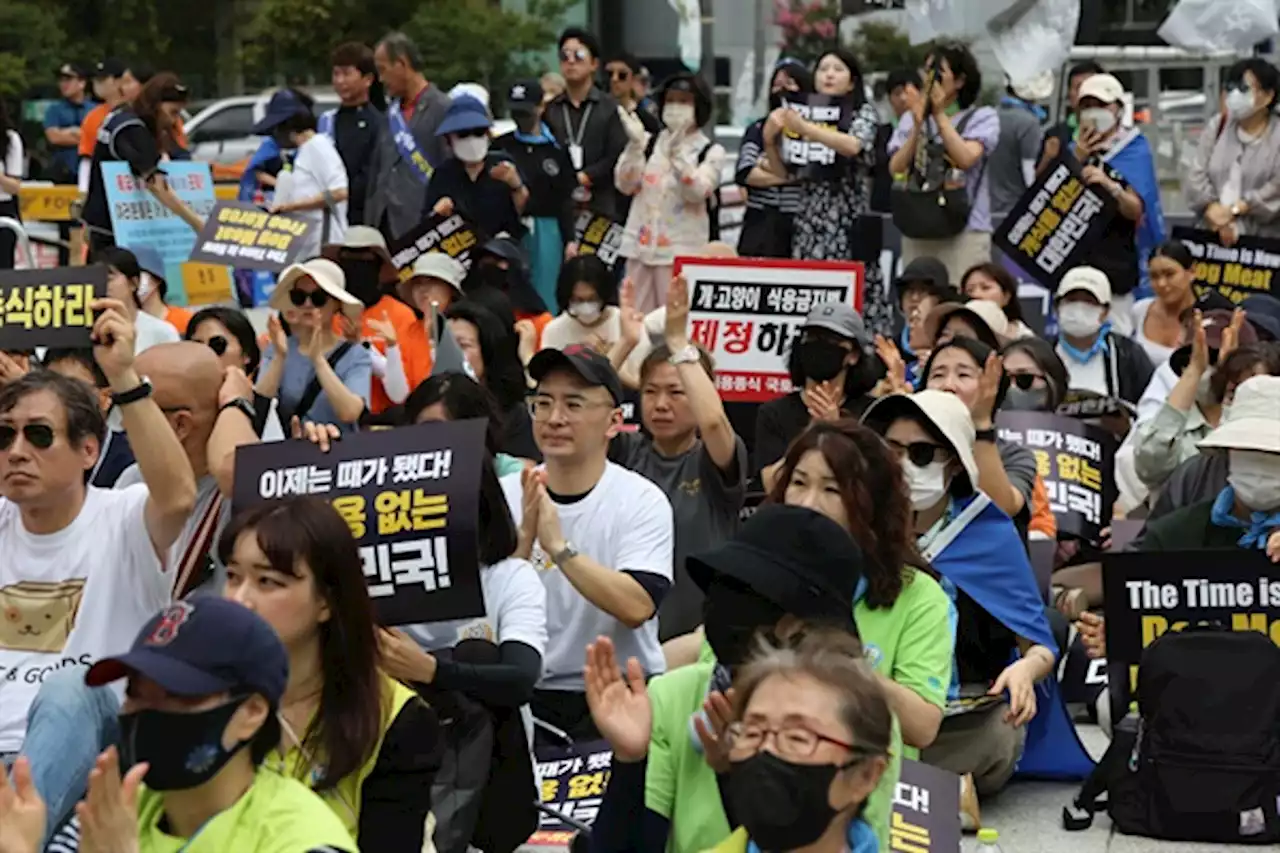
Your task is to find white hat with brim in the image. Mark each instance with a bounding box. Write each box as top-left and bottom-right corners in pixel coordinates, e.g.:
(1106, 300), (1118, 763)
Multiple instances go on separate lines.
(860, 390), (979, 491)
(1078, 74), (1124, 105)
(1057, 266), (1112, 305)
(270, 257), (364, 321)
(923, 299), (1010, 348)
(1198, 375), (1280, 455)
(397, 253), (467, 306)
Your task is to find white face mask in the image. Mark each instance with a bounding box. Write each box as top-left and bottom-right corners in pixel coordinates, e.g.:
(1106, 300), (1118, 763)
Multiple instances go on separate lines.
(1228, 450), (1280, 511)
(136, 272), (158, 304)
(1080, 106), (1116, 135)
(569, 300), (603, 325)
(1226, 88), (1257, 121)
(1057, 302), (1105, 338)
(662, 103), (696, 132)
(904, 459), (950, 511)
(452, 135), (490, 163)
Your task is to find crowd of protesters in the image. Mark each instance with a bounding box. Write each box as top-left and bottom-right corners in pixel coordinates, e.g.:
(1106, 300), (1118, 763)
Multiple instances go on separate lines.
(0, 24), (1275, 853)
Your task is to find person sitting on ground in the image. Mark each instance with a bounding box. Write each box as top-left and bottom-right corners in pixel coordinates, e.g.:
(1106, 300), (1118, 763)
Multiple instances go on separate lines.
(1131, 241), (1198, 366)
(881, 256), (960, 386)
(96, 247), (180, 354)
(1053, 266), (1154, 409)
(540, 255), (622, 352)
(381, 252), (470, 407)
(920, 298), (1010, 352)
(404, 372), (531, 477)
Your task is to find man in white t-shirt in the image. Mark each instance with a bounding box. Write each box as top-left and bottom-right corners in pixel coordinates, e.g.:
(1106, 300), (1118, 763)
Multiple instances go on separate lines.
(254, 89), (350, 258)
(0, 299), (196, 837)
(501, 344), (674, 743)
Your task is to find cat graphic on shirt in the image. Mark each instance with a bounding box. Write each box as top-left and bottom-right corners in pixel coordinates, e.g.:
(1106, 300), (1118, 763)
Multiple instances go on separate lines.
(0, 580), (86, 653)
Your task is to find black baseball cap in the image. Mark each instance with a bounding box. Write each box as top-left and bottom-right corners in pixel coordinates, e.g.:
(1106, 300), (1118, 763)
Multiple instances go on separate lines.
(507, 79), (543, 113)
(894, 256), (952, 299)
(57, 63), (90, 80)
(95, 58), (126, 79)
(86, 597), (288, 706)
(529, 344), (624, 405)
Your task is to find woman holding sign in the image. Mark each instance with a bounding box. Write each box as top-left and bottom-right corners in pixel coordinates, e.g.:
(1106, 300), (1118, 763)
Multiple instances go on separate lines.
(762, 49), (890, 335)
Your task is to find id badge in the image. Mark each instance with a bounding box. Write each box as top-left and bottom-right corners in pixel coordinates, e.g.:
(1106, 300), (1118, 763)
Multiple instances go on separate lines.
(569, 143), (584, 171)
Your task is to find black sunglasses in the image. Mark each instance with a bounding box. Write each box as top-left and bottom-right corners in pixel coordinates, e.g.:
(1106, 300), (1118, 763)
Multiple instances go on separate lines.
(561, 48), (588, 63)
(455, 128), (488, 139)
(1010, 372), (1045, 391)
(609, 69), (631, 81)
(0, 423), (55, 451)
(203, 335), (229, 357)
(289, 288), (329, 308)
(887, 438), (950, 468)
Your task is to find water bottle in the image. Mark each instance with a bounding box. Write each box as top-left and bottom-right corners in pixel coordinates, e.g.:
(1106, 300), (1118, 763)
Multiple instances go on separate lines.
(976, 828), (1004, 851)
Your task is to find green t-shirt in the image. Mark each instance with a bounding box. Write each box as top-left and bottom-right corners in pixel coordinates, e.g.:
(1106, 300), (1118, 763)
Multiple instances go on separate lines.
(854, 569), (955, 760)
(645, 661), (901, 853)
(135, 767), (357, 853)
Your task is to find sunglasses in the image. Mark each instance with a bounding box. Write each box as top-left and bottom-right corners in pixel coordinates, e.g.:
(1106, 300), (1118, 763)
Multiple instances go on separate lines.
(887, 439), (950, 468)
(289, 288), (329, 309)
(561, 48), (588, 63)
(455, 128), (488, 139)
(0, 423), (56, 451)
(1010, 372), (1045, 391)
(202, 335), (229, 357)
(609, 69), (632, 81)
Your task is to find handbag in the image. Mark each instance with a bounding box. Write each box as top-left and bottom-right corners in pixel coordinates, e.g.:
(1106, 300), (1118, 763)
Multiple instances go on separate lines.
(891, 109), (986, 240)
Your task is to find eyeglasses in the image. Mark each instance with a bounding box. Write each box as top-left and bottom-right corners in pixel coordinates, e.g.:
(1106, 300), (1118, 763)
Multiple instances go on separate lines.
(725, 721), (862, 762)
(528, 397), (615, 422)
(0, 423), (56, 451)
(289, 289), (329, 309)
(886, 439), (950, 468)
(1010, 372), (1046, 391)
(202, 335), (229, 357)
(561, 48), (588, 63)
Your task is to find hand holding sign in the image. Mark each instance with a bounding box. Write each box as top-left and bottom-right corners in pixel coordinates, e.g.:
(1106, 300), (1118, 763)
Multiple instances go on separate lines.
(290, 416), (342, 453)
(1268, 530), (1280, 563)
(990, 657), (1038, 726)
(432, 197), (455, 218)
(90, 299), (137, 386)
(584, 636), (652, 762)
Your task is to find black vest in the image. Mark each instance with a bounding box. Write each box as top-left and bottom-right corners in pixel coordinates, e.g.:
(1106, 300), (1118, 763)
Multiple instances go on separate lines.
(81, 107), (149, 233)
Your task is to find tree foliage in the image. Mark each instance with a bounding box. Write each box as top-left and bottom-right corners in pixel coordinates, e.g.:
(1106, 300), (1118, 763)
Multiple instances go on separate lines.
(0, 0), (67, 98)
(847, 21), (933, 76)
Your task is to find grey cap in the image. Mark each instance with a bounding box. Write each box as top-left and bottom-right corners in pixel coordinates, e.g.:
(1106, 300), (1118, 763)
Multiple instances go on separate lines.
(802, 301), (869, 346)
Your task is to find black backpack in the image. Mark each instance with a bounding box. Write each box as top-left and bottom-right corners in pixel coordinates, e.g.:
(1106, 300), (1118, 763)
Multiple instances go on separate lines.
(644, 134), (721, 240)
(1064, 626), (1280, 843)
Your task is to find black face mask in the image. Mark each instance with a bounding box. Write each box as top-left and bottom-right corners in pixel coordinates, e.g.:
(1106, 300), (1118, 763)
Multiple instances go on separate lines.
(474, 263), (509, 292)
(271, 128), (295, 152)
(728, 750), (846, 850)
(342, 259), (383, 308)
(1003, 386), (1050, 412)
(119, 698), (250, 791)
(797, 339), (849, 383)
(702, 580), (783, 667)
(769, 89), (789, 111)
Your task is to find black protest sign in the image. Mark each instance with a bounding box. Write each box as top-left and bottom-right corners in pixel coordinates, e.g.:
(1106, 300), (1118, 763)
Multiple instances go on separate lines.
(997, 411), (1117, 544)
(573, 210), (625, 268)
(891, 759), (962, 852)
(529, 739), (614, 843)
(0, 265), (107, 349)
(1059, 631), (1108, 704)
(780, 95), (854, 180)
(231, 420), (485, 626)
(1102, 549), (1280, 665)
(388, 213), (484, 282)
(994, 155), (1116, 290)
(1171, 225), (1280, 304)
(187, 201), (313, 271)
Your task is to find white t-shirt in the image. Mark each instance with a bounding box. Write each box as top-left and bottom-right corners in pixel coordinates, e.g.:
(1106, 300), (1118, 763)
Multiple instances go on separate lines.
(1, 131), (24, 203)
(1057, 343), (1109, 396)
(135, 311), (179, 355)
(403, 556), (547, 655)
(274, 134), (348, 259)
(0, 486), (171, 752)
(540, 307), (621, 352)
(116, 468), (229, 593)
(500, 463), (674, 691)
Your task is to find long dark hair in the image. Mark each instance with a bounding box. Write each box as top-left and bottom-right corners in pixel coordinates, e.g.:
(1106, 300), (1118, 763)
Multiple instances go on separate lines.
(1001, 336), (1069, 410)
(217, 498), (383, 791)
(186, 306), (262, 376)
(445, 302), (527, 411)
(919, 335), (1010, 412)
(133, 72), (187, 150)
(765, 420), (917, 609)
(962, 262), (1024, 323)
(812, 48), (866, 108)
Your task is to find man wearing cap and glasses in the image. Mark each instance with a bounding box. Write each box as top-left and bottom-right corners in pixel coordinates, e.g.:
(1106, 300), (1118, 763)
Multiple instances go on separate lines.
(502, 345), (674, 743)
(44, 63), (98, 186)
(545, 27), (628, 222)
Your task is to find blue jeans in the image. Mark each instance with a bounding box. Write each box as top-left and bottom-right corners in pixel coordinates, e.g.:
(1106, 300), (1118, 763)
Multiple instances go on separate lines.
(20, 667), (120, 845)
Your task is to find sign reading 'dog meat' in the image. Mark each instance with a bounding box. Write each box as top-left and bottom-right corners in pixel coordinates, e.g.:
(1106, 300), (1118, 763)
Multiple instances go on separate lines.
(675, 257), (864, 403)
(187, 201), (313, 271)
(232, 420), (485, 626)
(0, 266), (107, 349)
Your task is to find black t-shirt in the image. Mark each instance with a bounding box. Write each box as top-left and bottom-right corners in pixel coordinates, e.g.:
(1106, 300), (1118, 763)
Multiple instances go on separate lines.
(82, 107), (162, 234)
(492, 132), (577, 233)
(423, 152), (525, 240)
(330, 103), (382, 225)
(1085, 160), (1138, 297)
(752, 391), (872, 475)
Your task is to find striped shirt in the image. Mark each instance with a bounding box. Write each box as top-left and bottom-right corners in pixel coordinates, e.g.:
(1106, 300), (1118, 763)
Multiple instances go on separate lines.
(735, 120), (803, 214)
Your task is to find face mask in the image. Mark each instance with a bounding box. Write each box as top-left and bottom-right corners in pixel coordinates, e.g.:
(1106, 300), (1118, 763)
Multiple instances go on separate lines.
(119, 699), (249, 791)
(903, 459), (950, 511)
(1226, 88), (1257, 120)
(342, 259), (383, 308)
(272, 129), (296, 152)
(1080, 107), (1116, 135)
(727, 750), (844, 850)
(662, 103), (696, 131)
(1057, 302), (1105, 338)
(769, 90), (789, 111)
(452, 135), (490, 163)
(568, 300), (603, 325)
(136, 273), (157, 305)
(1004, 386), (1050, 412)
(1228, 450), (1280, 511)
(702, 581), (782, 667)
(797, 339), (849, 383)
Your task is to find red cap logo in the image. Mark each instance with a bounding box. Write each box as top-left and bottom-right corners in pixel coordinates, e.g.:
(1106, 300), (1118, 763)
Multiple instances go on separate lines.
(146, 601), (194, 646)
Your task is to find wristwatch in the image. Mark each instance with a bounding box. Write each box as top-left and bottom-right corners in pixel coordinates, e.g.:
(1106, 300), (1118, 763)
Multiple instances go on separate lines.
(974, 427), (997, 443)
(1231, 200), (1247, 218)
(668, 344), (701, 366)
(110, 377), (153, 407)
(219, 397), (256, 422)
(551, 541), (580, 567)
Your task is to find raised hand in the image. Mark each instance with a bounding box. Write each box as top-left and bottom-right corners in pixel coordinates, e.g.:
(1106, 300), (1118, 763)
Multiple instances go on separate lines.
(90, 298), (137, 386)
(664, 274), (691, 346)
(693, 689), (736, 773)
(584, 636), (652, 761)
(77, 747), (146, 853)
(0, 758), (45, 853)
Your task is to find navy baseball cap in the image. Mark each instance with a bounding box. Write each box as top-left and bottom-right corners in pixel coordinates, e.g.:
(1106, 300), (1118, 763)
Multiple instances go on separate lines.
(86, 598), (288, 706)
(507, 79), (543, 113)
(436, 95), (492, 136)
(529, 344), (624, 405)
(95, 59), (126, 79)
(252, 89), (310, 135)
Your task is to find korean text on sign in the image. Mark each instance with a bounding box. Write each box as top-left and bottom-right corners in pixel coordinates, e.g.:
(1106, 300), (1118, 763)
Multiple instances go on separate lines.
(781, 99), (843, 168)
(232, 421), (485, 626)
(389, 213), (482, 279)
(0, 266), (108, 350)
(533, 741), (615, 835)
(574, 211), (625, 267)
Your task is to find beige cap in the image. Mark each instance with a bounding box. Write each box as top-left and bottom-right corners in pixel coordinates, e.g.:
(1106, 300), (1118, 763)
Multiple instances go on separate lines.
(1078, 74), (1124, 105)
(1057, 266), (1112, 305)
(396, 252), (468, 306)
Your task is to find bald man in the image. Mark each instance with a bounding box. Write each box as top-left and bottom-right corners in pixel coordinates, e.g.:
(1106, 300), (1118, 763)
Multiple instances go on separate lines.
(115, 342), (260, 595)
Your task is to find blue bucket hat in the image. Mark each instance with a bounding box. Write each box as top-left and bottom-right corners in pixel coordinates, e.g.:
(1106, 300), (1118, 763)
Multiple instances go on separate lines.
(252, 89), (309, 135)
(129, 244), (166, 282)
(436, 95), (492, 137)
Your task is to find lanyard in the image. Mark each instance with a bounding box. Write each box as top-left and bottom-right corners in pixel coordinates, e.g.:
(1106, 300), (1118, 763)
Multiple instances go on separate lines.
(562, 102), (594, 148)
